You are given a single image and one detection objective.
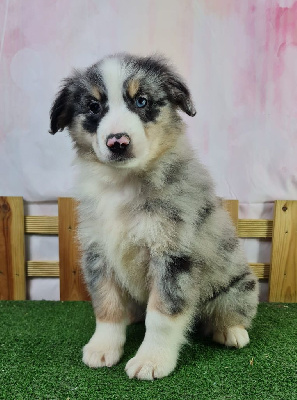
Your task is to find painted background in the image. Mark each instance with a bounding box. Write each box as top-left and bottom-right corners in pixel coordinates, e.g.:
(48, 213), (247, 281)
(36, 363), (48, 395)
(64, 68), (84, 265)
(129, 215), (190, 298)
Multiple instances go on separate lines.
(1, 0), (297, 299)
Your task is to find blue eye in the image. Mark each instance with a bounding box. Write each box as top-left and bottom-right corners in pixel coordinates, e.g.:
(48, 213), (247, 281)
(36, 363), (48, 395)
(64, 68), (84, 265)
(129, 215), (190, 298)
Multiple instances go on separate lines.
(135, 96), (147, 108)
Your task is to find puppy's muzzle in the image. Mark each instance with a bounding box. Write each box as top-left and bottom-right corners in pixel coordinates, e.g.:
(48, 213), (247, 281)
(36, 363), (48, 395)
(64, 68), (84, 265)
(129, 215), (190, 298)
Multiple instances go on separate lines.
(106, 133), (130, 155)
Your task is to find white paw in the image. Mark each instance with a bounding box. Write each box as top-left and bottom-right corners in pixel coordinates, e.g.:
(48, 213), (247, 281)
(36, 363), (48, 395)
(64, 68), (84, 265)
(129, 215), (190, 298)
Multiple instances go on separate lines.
(125, 351), (177, 380)
(83, 342), (123, 368)
(213, 326), (250, 348)
(82, 320), (127, 368)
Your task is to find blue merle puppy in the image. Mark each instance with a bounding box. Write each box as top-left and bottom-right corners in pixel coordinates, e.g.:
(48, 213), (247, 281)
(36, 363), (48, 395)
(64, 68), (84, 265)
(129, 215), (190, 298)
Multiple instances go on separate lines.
(50, 54), (259, 380)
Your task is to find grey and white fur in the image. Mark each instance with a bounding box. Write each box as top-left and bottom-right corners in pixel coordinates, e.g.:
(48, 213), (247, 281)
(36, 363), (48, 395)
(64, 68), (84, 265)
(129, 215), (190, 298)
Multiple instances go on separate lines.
(50, 54), (258, 380)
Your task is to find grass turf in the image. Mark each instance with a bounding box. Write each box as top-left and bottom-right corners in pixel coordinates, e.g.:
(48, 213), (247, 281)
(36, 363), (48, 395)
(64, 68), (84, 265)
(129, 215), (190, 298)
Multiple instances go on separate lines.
(0, 302), (296, 400)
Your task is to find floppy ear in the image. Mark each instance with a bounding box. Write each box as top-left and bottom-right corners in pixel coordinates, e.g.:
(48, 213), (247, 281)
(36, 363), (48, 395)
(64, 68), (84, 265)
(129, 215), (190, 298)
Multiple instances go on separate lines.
(166, 74), (196, 117)
(49, 84), (73, 134)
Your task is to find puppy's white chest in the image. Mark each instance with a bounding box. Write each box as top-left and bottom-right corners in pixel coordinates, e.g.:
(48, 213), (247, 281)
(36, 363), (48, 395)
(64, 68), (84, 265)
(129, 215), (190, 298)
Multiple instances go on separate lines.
(79, 177), (175, 301)
(97, 186), (174, 251)
(90, 184), (150, 299)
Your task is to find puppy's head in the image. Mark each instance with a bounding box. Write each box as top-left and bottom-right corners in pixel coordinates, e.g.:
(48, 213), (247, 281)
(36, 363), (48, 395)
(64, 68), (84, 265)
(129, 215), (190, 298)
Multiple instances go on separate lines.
(50, 54), (196, 168)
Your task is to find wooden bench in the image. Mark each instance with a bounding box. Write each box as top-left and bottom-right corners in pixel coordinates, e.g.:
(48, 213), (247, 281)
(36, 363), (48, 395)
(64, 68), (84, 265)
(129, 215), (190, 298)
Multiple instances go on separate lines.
(1, 197), (296, 302)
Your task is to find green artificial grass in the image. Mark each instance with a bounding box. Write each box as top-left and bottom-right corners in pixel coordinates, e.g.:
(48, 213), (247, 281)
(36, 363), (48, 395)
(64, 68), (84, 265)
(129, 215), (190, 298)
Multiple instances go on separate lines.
(0, 302), (296, 400)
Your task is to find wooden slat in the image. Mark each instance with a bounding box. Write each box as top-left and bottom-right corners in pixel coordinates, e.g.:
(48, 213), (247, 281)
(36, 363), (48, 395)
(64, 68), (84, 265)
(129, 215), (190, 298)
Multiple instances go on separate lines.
(24, 215), (273, 238)
(25, 262), (270, 279)
(238, 219), (273, 238)
(24, 261), (270, 281)
(249, 263), (270, 279)
(25, 216), (58, 234)
(26, 261), (59, 277)
(269, 201), (297, 302)
(0, 197), (26, 300)
(58, 198), (89, 301)
(222, 200), (239, 232)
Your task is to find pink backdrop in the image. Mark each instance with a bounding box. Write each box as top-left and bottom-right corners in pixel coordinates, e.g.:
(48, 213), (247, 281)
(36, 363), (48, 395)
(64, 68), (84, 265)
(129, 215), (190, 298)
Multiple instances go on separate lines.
(1, 0), (296, 299)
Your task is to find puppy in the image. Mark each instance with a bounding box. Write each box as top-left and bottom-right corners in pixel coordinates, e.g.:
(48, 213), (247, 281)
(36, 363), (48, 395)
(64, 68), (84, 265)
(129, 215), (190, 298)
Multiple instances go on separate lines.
(50, 54), (258, 380)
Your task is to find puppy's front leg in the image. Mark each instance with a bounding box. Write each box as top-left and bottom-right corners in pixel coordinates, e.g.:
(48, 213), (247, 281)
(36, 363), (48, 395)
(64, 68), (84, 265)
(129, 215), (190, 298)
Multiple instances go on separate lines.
(83, 275), (128, 368)
(125, 255), (194, 380)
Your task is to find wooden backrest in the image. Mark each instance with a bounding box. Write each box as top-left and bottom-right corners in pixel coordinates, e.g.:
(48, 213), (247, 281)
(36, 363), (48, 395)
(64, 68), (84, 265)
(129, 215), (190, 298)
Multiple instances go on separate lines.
(1, 197), (296, 302)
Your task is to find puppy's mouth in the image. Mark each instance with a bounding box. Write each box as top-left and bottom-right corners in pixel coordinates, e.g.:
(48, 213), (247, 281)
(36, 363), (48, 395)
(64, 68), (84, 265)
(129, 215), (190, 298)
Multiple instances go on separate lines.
(108, 152), (135, 163)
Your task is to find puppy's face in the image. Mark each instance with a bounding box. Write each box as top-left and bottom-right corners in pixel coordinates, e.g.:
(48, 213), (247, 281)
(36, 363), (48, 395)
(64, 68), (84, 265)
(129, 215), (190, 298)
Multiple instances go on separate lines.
(50, 54), (196, 169)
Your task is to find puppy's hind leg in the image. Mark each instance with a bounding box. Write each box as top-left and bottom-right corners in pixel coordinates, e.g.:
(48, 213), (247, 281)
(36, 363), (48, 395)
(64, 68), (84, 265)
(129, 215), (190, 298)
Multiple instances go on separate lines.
(203, 271), (259, 349)
(213, 326), (250, 348)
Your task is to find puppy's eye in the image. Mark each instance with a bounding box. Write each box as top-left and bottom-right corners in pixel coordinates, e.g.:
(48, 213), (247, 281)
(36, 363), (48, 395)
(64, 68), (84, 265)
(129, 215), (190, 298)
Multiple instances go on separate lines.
(88, 101), (100, 114)
(135, 96), (147, 108)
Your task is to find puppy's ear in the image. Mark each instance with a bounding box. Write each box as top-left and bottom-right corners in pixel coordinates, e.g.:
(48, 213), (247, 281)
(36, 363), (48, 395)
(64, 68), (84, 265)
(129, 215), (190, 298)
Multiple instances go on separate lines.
(166, 74), (196, 117)
(49, 84), (73, 134)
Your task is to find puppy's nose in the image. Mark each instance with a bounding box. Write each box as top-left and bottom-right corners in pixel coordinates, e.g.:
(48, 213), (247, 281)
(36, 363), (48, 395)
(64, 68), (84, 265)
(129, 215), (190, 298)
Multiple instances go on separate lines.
(106, 133), (130, 154)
